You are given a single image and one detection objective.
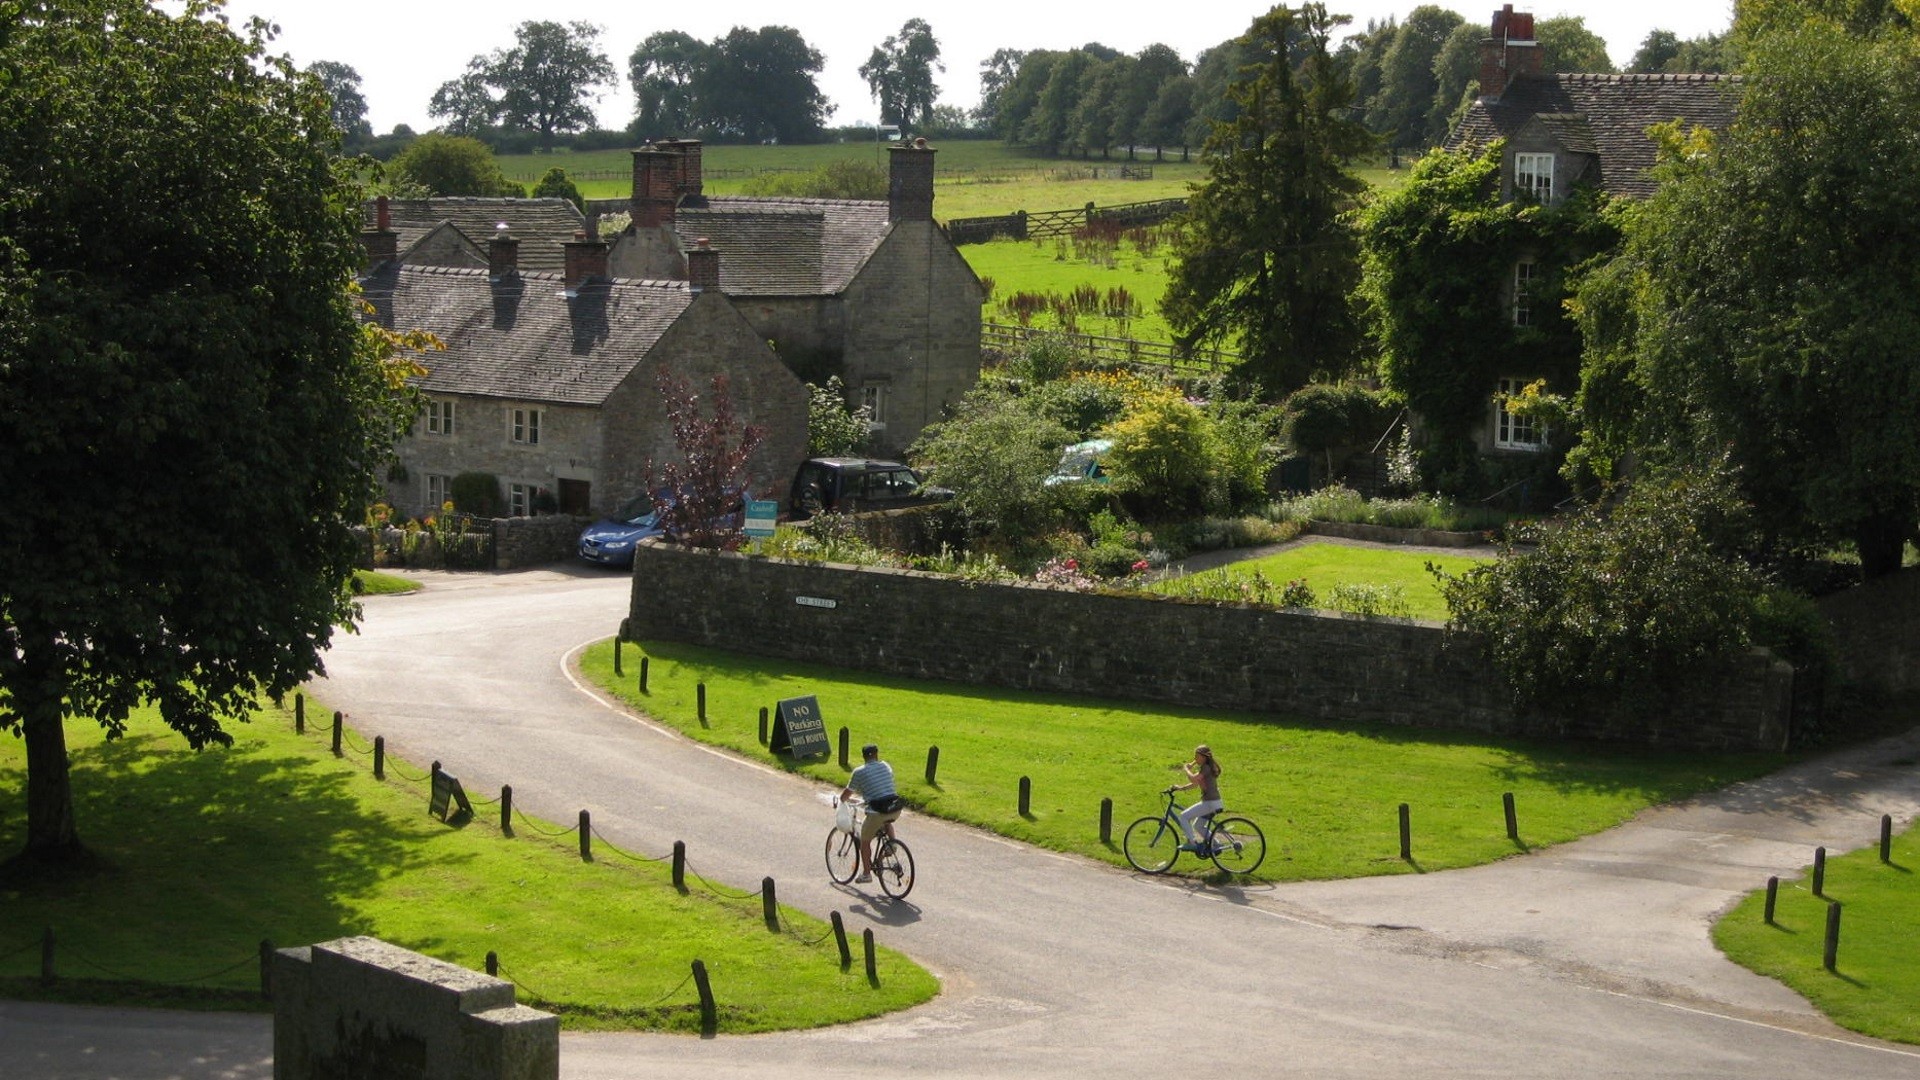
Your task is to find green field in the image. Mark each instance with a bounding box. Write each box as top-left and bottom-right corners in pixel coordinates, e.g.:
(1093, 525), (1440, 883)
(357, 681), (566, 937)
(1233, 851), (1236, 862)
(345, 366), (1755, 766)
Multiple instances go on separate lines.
(0, 704), (937, 1029)
(1158, 541), (1491, 621)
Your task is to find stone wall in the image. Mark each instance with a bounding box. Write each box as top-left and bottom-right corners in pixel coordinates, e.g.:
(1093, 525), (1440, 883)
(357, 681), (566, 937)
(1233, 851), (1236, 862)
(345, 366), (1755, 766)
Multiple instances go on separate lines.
(272, 937), (558, 1080)
(627, 542), (1794, 751)
(1819, 566), (1920, 697)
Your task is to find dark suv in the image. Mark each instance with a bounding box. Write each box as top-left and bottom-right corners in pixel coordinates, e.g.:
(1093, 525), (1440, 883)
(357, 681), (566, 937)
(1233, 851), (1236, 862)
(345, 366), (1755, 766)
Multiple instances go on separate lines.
(787, 458), (953, 519)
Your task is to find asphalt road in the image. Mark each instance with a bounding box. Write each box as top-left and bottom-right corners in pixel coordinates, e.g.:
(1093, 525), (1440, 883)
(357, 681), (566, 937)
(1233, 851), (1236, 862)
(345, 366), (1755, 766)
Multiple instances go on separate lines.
(6, 565), (1919, 1079)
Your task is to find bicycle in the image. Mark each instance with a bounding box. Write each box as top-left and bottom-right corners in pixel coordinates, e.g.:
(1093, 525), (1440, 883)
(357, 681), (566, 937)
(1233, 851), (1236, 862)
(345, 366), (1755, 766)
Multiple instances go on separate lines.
(823, 795), (916, 899)
(1122, 787), (1266, 875)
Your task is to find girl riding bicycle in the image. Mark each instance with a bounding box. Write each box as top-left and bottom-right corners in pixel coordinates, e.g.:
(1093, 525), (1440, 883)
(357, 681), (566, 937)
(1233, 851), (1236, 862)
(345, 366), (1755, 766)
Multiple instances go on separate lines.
(1172, 744), (1222, 851)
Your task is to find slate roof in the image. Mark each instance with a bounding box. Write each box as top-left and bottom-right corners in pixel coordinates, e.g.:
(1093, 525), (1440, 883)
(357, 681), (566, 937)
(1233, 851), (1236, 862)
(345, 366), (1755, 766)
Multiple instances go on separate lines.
(1447, 73), (1740, 198)
(364, 198), (587, 274)
(357, 264), (693, 406)
(670, 196), (892, 296)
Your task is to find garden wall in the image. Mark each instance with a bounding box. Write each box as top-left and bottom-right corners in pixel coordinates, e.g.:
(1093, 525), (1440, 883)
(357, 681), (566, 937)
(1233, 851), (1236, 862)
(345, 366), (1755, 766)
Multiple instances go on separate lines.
(1818, 566), (1920, 698)
(626, 542), (1794, 751)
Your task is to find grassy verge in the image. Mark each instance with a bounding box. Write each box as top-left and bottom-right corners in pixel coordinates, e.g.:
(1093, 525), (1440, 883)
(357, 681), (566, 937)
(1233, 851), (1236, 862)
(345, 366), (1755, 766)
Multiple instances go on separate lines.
(0, 703), (937, 1030)
(1155, 541), (1491, 621)
(1712, 820), (1920, 1045)
(352, 569), (421, 595)
(584, 641), (1786, 883)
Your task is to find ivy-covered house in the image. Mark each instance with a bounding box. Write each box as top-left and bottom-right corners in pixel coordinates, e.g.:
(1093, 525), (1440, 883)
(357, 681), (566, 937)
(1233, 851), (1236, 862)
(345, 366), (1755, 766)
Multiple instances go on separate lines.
(1428, 4), (1738, 477)
(357, 202), (807, 520)
(597, 138), (986, 459)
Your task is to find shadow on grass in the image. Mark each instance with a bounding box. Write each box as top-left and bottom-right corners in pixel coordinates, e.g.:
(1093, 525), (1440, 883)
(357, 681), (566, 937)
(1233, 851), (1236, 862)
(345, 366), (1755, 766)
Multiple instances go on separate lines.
(0, 727), (475, 1000)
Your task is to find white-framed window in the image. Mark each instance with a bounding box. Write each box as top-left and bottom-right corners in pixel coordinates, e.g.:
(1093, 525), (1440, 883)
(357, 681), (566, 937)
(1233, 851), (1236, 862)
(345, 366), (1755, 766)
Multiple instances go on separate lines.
(507, 483), (532, 517)
(1515, 153), (1554, 203)
(426, 474), (452, 513)
(860, 382), (887, 430)
(426, 398), (456, 435)
(1512, 259), (1538, 327)
(1494, 376), (1548, 451)
(510, 407), (541, 445)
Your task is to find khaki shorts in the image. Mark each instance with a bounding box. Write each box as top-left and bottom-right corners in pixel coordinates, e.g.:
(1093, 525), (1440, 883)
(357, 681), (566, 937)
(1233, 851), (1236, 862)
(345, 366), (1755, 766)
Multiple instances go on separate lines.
(860, 806), (902, 842)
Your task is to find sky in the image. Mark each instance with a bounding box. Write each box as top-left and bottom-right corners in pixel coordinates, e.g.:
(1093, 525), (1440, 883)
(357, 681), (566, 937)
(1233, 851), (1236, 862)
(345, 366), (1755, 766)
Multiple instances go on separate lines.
(211, 0), (1739, 135)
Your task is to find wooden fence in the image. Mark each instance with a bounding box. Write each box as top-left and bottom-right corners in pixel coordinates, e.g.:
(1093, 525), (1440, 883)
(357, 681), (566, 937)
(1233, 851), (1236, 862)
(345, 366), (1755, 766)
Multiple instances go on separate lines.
(948, 197), (1188, 246)
(981, 322), (1241, 374)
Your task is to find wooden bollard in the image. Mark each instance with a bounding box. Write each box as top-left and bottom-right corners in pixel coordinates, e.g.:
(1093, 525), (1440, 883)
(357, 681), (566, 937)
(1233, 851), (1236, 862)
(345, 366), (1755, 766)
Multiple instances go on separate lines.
(486, 950), (499, 976)
(1100, 797), (1113, 844)
(697, 682), (707, 723)
(579, 810), (592, 861)
(1812, 846), (1826, 897)
(831, 911), (851, 969)
(260, 939), (274, 1000)
(759, 706), (769, 745)
(692, 959), (716, 1032)
(40, 926), (53, 986)
(1823, 901), (1842, 971)
(1881, 814), (1893, 863)
(373, 736), (385, 780)
(862, 928), (878, 985)
(1018, 776), (1031, 817)
(295, 693), (304, 734)
(1399, 803), (1412, 860)
(1764, 876), (1779, 924)
(925, 745), (939, 785)
(1502, 792), (1518, 841)
(500, 785), (513, 835)
(639, 657), (649, 694)
(331, 711), (344, 756)
(672, 840), (686, 892)
(614, 637), (622, 676)
(839, 727), (850, 770)
(762, 877), (779, 932)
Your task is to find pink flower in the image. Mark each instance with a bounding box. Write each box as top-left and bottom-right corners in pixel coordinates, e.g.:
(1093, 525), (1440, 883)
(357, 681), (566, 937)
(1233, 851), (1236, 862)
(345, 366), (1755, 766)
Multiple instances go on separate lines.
(1064, 559), (1078, 570)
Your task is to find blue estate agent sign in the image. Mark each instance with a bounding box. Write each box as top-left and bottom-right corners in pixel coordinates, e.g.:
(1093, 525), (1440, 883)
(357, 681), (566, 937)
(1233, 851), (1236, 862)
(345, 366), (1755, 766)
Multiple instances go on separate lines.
(744, 499), (778, 538)
(771, 695), (830, 758)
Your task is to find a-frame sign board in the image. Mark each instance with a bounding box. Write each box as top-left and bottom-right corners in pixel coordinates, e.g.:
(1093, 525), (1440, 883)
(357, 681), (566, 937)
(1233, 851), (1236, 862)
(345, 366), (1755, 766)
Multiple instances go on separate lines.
(770, 695), (830, 758)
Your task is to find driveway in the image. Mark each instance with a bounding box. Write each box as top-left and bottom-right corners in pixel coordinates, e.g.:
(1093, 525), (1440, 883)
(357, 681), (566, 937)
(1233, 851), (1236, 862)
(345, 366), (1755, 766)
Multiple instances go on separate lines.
(4, 565), (1918, 1079)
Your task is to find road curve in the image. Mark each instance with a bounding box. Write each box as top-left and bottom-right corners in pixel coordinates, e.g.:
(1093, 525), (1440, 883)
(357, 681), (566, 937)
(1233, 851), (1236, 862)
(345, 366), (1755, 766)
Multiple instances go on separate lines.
(5, 565), (1918, 1080)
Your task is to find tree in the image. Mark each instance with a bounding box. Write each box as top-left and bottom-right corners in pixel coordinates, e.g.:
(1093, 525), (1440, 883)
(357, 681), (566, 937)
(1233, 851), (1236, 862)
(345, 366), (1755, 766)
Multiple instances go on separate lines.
(428, 59), (499, 137)
(698, 26), (832, 143)
(1535, 16), (1615, 74)
(860, 19), (943, 133)
(1628, 30), (1684, 72)
(389, 132), (521, 196)
(645, 372), (766, 551)
(1162, 4), (1374, 398)
(481, 21), (615, 151)
(975, 48), (1027, 131)
(628, 31), (708, 137)
(1023, 49), (1097, 153)
(806, 377), (872, 457)
(1426, 23), (1484, 141)
(1734, 0), (1914, 46)
(0, 0), (428, 865)
(530, 167), (584, 211)
(1569, 25), (1920, 576)
(1370, 5), (1465, 150)
(307, 60), (372, 143)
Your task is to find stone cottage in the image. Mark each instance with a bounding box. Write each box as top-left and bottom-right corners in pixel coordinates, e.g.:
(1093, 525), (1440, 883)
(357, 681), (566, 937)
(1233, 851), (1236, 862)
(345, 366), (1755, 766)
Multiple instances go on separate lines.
(597, 138), (985, 458)
(361, 197), (587, 274)
(1442, 4), (1738, 458)
(358, 204), (807, 520)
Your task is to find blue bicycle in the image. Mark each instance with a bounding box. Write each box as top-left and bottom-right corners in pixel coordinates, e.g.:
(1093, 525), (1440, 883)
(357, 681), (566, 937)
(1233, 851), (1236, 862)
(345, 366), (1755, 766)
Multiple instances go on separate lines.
(1123, 787), (1267, 875)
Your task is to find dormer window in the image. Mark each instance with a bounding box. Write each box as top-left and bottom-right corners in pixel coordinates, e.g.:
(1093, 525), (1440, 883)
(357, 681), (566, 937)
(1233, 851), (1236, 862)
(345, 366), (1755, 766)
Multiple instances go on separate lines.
(1515, 153), (1554, 203)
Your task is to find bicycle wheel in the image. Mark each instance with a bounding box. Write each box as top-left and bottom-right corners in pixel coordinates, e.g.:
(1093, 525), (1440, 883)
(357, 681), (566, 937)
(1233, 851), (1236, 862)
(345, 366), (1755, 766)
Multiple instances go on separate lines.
(1208, 817), (1266, 875)
(874, 837), (915, 899)
(824, 828), (859, 884)
(1123, 816), (1181, 873)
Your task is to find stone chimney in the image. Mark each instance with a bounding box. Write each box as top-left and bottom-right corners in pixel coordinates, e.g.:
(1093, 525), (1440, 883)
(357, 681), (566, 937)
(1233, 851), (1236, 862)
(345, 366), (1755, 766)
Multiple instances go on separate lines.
(660, 138), (705, 197)
(888, 137), (936, 223)
(487, 223), (519, 278)
(687, 237), (719, 292)
(563, 231), (608, 293)
(630, 144), (679, 228)
(360, 194), (397, 265)
(1476, 5), (1540, 102)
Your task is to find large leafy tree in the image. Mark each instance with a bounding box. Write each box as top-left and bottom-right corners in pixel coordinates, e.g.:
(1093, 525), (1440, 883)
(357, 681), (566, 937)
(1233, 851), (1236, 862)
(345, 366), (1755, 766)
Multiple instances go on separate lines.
(1357, 142), (1616, 493)
(1535, 15), (1616, 73)
(388, 132), (521, 196)
(1369, 5), (1464, 150)
(1570, 24), (1920, 576)
(1162, 4), (1373, 398)
(306, 60), (372, 143)
(860, 19), (943, 133)
(707, 26), (833, 143)
(0, 0), (426, 865)
(480, 21), (615, 151)
(628, 30), (708, 137)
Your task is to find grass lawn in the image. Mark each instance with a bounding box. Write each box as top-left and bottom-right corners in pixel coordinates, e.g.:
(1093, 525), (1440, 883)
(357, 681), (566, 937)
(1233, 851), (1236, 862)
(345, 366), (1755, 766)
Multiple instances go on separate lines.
(1155, 541), (1492, 622)
(0, 703), (937, 1030)
(353, 569), (421, 595)
(1712, 819), (1920, 1045)
(965, 233), (1177, 344)
(583, 640), (1786, 884)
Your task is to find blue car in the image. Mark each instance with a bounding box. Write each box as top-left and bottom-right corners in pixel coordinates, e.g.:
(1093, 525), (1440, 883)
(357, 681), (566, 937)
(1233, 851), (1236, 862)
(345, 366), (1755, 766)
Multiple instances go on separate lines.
(577, 494), (665, 568)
